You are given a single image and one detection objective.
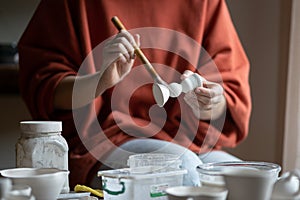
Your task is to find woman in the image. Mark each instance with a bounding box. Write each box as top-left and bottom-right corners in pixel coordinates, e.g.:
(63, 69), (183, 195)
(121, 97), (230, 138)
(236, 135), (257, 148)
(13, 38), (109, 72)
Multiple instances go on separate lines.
(18, 0), (251, 187)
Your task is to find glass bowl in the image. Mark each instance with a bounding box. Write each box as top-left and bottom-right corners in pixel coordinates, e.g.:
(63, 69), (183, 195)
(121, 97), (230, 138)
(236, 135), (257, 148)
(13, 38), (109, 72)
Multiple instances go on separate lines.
(196, 161), (281, 187)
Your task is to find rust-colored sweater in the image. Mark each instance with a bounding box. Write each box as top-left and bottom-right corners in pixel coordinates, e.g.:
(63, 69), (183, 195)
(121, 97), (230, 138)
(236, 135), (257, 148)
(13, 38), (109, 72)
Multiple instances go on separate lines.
(18, 0), (251, 187)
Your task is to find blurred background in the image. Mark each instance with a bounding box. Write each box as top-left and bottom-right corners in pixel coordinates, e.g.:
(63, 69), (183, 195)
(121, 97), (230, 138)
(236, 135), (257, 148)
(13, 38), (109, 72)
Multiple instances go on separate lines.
(0, 0), (293, 171)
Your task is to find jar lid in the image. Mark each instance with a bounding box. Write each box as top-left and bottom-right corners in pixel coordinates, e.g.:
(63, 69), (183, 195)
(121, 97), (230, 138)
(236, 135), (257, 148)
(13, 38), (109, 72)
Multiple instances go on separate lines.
(20, 121), (62, 133)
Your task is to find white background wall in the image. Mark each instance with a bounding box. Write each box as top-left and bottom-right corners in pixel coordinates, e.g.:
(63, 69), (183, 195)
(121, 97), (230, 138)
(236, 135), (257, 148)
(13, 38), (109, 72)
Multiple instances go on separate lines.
(0, 0), (290, 169)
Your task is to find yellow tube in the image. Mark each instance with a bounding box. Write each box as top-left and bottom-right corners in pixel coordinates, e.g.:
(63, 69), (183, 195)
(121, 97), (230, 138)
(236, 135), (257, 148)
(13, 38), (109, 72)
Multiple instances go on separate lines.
(74, 184), (104, 198)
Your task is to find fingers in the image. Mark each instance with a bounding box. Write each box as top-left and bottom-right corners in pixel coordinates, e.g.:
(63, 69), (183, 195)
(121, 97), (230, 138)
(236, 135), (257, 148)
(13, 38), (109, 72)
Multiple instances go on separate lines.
(116, 59), (133, 77)
(114, 37), (135, 61)
(185, 81), (224, 110)
(196, 81), (223, 97)
(106, 43), (131, 63)
(105, 30), (138, 62)
(185, 91), (213, 110)
(118, 30), (140, 59)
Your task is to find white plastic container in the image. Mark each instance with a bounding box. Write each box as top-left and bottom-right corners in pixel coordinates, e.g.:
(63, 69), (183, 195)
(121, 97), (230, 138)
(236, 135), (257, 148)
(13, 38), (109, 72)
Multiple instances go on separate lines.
(98, 167), (187, 200)
(16, 121), (69, 193)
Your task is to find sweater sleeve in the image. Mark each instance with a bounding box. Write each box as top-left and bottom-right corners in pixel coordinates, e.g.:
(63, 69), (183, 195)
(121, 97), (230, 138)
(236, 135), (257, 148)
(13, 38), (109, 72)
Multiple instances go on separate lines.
(18, 0), (83, 119)
(201, 0), (251, 146)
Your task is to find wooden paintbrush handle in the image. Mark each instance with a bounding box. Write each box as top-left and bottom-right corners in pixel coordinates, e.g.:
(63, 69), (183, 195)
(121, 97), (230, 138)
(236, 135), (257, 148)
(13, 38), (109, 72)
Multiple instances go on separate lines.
(111, 16), (126, 32)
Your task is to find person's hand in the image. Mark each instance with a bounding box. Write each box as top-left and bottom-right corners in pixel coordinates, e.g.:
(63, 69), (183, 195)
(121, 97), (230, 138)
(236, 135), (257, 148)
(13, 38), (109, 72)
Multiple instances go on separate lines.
(99, 30), (140, 91)
(54, 30), (140, 110)
(181, 70), (226, 120)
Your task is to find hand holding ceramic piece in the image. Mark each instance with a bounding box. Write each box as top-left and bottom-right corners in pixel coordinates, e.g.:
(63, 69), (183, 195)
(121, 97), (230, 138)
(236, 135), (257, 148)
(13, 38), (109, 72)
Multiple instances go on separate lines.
(181, 73), (204, 93)
(152, 73), (205, 107)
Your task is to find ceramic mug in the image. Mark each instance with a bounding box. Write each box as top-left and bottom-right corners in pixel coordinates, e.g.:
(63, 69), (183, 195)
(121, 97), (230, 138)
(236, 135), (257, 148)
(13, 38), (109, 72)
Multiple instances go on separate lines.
(165, 186), (227, 200)
(223, 168), (278, 200)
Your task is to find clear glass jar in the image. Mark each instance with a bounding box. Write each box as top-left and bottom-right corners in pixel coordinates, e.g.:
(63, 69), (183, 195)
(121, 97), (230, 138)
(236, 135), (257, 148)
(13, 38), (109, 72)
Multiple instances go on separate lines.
(16, 121), (69, 193)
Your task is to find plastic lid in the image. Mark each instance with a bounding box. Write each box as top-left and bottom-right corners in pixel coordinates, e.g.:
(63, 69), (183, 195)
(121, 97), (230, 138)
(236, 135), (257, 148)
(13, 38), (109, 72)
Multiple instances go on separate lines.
(20, 121), (62, 133)
(127, 153), (182, 169)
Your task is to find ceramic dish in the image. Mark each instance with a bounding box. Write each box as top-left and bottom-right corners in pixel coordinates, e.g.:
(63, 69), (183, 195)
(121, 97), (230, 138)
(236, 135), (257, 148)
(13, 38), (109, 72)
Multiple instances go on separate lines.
(165, 185), (228, 200)
(0, 168), (69, 200)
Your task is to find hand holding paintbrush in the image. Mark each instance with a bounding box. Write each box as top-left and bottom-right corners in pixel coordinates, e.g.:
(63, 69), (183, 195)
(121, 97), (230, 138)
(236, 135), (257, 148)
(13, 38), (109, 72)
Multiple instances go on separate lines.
(111, 16), (183, 106)
(111, 16), (168, 86)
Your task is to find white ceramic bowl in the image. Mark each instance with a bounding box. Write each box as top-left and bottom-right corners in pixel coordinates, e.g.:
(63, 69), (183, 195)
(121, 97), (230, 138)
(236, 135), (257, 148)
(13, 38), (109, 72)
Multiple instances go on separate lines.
(197, 161), (281, 187)
(0, 168), (69, 200)
(165, 185), (228, 200)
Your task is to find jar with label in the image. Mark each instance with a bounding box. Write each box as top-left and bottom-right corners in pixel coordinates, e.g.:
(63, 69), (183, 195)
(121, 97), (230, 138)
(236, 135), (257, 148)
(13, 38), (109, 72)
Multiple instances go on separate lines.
(16, 121), (69, 193)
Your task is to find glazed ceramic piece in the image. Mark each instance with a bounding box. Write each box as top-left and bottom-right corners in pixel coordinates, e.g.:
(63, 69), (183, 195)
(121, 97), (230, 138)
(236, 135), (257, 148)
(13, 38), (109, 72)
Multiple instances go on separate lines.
(181, 73), (204, 93)
(6, 195), (35, 200)
(152, 83), (170, 107)
(168, 82), (183, 97)
(0, 168), (69, 200)
(223, 168), (278, 200)
(271, 170), (300, 200)
(165, 185), (228, 200)
(197, 161), (281, 188)
(152, 73), (205, 107)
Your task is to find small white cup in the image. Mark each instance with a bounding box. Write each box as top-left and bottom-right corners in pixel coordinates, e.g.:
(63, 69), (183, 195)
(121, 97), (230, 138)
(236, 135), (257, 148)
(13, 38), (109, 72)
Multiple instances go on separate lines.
(223, 168), (277, 200)
(165, 186), (228, 200)
(152, 83), (170, 107)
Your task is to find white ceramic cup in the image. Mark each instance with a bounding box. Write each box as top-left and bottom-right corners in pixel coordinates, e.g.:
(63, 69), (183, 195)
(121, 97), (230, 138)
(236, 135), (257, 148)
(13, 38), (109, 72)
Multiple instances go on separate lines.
(165, 186), (227, 200)
(223, 168), (278, 200)
(152, 83), (170, 107)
